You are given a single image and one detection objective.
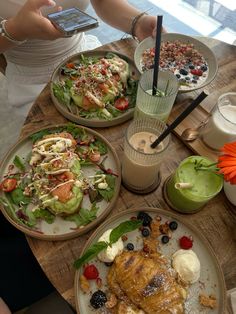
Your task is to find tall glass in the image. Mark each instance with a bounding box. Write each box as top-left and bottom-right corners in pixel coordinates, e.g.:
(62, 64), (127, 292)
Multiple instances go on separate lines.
(134, 69), (179, 122)
(122, 118), (170, 194)
(201, 92), (236, 150)
(164, 156), (223, 213)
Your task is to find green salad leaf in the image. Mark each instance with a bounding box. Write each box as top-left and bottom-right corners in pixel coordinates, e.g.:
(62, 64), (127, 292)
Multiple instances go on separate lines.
(66, 203), (99, 227)
(13, 155), (26, 172)
(33, 208), (55, 224)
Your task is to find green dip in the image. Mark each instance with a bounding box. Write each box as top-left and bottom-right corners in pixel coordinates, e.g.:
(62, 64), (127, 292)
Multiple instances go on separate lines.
(166, 156), (223, 213)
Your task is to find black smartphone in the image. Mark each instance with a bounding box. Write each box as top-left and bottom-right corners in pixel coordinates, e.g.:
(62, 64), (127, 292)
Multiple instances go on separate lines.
(47, 7), (99, 37)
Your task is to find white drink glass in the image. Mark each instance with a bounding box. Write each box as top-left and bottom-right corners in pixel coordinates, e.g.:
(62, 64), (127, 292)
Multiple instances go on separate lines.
(134, 69), (179, 122)
(201, 93), (236, 150)
(122, 118), (170, 194)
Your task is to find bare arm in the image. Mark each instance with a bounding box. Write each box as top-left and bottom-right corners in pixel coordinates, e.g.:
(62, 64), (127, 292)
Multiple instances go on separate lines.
(90, 0), (164, 41)
(0, 0), (63, 54)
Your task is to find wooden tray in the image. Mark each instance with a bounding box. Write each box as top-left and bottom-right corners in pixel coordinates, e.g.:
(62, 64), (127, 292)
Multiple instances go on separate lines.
(167, 39), (236, 162)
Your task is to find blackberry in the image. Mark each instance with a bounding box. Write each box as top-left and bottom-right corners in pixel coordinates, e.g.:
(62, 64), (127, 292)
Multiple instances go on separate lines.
(126, 243), (134, 251)
(169, 221), (178, 231)
(142, 228), (150, 237)
(137, 212), (152, 226)
(161, 235), (169, 244)
(90, 290), (107, 309)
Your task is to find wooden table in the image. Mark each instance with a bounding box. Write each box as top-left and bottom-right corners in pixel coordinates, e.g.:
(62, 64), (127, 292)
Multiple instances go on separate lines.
(20, 37), (236, 312)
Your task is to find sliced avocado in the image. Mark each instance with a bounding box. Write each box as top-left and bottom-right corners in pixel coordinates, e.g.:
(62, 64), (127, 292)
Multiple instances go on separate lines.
(70, 88), (83, 107)
(46, 186), (83, 215)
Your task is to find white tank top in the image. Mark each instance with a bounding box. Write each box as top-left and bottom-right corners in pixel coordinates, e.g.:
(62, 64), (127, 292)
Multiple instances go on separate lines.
(1, 0), (90, 67)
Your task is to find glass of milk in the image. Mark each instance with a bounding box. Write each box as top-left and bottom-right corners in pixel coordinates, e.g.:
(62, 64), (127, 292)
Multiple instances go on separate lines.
(201, 92), (236, 150)
(134, 69), (179, 122)
(122, 118), (170, 194)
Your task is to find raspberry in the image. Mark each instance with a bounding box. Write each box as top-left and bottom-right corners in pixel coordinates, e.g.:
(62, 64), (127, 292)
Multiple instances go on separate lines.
(179, 236), (193, 249)
(83, 264), (99, 280)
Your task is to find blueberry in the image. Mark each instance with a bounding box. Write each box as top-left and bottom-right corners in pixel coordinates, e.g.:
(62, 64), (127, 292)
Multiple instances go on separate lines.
(193, 75), (199, 80)
(192, 79), (198, 84)
(161, 235), (169, 244)
(142, 228), (150, 237)
(201, 65), (208, 72)
(189, 64), (195, 69)
(126, 243), (134, 251)
(175, 74), (181, 79)
(169, 221), (178, 230)
(137, 212), (152, 227)
(90, 290), (107, 309)
(179, 68), (188, 76)
(185, 76), (190, 80)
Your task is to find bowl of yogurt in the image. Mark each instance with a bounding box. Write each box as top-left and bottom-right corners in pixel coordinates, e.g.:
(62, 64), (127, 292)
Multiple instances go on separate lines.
(134, 33), (218, 93)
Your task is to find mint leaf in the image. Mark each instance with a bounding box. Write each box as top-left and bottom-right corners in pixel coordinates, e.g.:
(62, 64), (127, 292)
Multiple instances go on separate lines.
(109, 220), (142, 244)
(74, 241), (108, 269)
(13, 155), (26, 172)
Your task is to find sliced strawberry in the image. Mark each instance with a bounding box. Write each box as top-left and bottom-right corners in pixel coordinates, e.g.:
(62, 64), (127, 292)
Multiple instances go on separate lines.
(190, 69), (203, 76)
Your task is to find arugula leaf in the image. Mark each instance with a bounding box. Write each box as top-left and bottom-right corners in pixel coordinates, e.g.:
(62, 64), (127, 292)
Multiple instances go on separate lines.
(109, 220), (142, 244)
(9, 188), (31, 206)
(33, 208), (55, 224)
(53, 82), (71, 106)
(65, 203), (99, 227)
(74, 241), (108, 269)
(13, 155), (26, 172)
(30, 129), (55, 143)
(93, 139), (108, 155)
(98, 174), (116, 202)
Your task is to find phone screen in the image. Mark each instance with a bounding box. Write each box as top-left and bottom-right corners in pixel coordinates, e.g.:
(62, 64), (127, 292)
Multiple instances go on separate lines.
(48, 8), (98, 33)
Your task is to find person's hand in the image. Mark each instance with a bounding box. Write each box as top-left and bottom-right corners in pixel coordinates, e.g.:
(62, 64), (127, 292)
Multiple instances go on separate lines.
(6, 0), (63, 41)
(135, 15), (167, 42)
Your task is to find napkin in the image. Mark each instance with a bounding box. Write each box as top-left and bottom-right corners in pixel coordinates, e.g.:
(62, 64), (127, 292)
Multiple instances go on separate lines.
(228, 288), (236, 314)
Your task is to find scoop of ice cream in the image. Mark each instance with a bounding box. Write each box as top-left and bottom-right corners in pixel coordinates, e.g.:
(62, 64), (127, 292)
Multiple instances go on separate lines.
(97, 229), (124, 263)
(172, 249), (200, 284)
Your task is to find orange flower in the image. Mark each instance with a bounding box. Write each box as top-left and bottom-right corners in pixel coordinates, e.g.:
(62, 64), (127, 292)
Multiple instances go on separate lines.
(217, 142), (236, 184)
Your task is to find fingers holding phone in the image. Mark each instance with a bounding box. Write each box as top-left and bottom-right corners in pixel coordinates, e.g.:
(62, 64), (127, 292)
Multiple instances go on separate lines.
(47, 7), (99, 37)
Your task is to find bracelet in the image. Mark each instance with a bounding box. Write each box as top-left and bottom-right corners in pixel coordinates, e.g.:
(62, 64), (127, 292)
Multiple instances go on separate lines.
(0, 19), (27, 45)
(130, 12), (147, 41)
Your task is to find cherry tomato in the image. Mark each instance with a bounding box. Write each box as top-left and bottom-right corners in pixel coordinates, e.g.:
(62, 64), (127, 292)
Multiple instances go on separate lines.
(114, 97), (129, 111)
(0, 178), (17, 192)
(83, 264), (99, 280)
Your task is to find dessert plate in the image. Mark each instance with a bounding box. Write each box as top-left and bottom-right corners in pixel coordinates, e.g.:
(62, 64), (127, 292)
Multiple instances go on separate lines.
(50, 50), (140, 127)
(74, 207), (226, 313)
(134, 33), (218, 93)
(0, 124), (121, 241)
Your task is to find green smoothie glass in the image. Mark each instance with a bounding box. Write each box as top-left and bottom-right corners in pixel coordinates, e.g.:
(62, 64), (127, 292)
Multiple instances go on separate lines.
(164, 156), (223, 213)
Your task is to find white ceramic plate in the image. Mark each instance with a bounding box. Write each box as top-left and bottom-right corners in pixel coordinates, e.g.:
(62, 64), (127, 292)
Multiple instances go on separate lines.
(0, 124), (121, 241)
(50, 50), (140, 128)
(75, 207), (226, 313)
(134, 33), (218, 93)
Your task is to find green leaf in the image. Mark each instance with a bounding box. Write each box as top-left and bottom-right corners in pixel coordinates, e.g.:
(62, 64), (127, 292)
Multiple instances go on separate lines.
(109, 220), (142, 244)
(9, 188), (31, 206)
(13, 155), (26, 172)
(65, 203), (99, 227)
(98, 174), (116, 202)
(93, 139), (108, 155)
(74, 241), (108, 269)
(33, 208), (55, 224)
(53, 82), (71, 105)
(30, 129), (54, 143)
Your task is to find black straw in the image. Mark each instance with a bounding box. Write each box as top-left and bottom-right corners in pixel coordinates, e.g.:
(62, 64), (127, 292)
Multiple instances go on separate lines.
(152, 15), (163, 96)
(151, 91), (208, 148)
